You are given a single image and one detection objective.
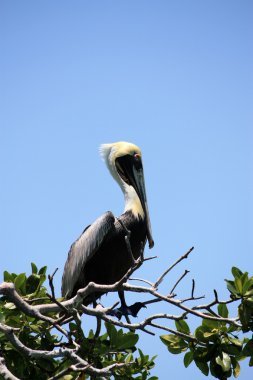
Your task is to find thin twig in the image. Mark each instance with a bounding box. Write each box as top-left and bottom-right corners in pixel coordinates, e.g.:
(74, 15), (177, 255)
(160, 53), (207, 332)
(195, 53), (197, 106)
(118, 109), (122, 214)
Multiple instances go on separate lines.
(191, 279), (195, 298)
(129, 278), (154, 286)
(143, 255), (158, 262)
(170, 270), (190, 294)
(47, 268), (69, 315)
(180, 295), (205, 303)
(150, 322), (197, 342)
(154, 246), (194, 289)
(48, 268), (58, 299)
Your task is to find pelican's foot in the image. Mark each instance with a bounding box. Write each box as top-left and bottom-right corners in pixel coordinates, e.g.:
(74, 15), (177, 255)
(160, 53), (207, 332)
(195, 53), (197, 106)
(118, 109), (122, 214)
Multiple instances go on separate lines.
(108, 302), (146, 320)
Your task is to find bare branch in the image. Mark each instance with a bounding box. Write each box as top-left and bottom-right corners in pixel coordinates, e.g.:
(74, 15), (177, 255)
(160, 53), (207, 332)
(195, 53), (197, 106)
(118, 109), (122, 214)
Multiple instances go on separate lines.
(47, 267), (69, 315)
(48, 267), (58, 299)
(129, 277), (154, 286)
(0, 272), (240, 329)
(170, 269), (190, 294)
(150, 322), (197, 342)
(191, 279), (195, 298)
(154, 246), (194, 288)
(143, 255), (158, 262)
(180, 295), (205, 303)
(193, 290), (240, 311)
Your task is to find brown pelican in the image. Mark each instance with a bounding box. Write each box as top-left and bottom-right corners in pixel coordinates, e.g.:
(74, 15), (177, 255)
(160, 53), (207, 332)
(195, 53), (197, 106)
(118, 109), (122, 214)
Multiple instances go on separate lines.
(62, 141), (154, 316)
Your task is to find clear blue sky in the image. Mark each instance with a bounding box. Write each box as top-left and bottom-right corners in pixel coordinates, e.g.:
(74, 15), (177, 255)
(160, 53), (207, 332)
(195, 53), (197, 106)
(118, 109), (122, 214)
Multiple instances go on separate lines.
(1, 1), (252, 379)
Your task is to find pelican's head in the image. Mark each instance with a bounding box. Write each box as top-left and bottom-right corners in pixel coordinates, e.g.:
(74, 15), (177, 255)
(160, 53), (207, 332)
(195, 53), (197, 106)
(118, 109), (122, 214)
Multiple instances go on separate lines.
(100, 141), (154, 248)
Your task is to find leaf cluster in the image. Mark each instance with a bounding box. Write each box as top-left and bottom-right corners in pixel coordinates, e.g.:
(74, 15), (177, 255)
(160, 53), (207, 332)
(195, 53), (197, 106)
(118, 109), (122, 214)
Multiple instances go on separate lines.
(160, 267), (253, 379)
(0, 264), (157, 379)
(0, 264), (60, 379)
(225, 267), (253, 332)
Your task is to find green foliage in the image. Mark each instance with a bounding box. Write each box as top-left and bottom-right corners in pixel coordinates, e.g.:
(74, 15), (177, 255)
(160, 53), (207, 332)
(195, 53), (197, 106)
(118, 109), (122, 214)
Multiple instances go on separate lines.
(2, 264), (253, 379)
(225, 267), (253, 332)
(0, 264), (157, 379)
(160, 267), (253, 379)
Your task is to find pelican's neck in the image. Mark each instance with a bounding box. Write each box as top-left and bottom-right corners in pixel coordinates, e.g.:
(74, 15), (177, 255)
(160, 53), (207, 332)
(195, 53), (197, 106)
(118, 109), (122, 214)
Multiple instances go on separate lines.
(100, 147), (145, 219)
(123, 184), (144, 219)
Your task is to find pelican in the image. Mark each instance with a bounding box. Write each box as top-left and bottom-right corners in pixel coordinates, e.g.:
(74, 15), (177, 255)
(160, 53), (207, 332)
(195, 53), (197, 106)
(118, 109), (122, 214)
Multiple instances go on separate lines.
(62, 141), (154, 316)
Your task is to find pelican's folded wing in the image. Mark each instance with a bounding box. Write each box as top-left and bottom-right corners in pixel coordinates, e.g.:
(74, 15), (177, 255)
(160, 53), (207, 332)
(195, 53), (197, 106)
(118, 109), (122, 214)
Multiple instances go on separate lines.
(61, 211), (115, 298)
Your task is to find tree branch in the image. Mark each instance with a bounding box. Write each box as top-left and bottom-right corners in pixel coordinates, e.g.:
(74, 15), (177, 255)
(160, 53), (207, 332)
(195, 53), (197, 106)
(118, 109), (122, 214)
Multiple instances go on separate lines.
(0, 323), (134, 377)
(0, 353), (19, 380)
(153, 246), (194, 288)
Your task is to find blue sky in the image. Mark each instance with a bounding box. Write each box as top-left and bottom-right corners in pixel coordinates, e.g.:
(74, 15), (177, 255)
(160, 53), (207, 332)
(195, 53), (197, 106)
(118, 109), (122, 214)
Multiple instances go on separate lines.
(1, 1), (252, 379)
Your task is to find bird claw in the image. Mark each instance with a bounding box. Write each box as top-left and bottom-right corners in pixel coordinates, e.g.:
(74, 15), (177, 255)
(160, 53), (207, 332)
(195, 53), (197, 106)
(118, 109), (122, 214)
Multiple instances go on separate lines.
(107, 302), (146, 320)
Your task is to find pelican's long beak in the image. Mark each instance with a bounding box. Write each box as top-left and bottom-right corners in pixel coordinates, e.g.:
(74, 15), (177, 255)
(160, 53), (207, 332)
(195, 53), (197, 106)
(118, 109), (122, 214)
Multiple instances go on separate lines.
(115, 155), (154, 248)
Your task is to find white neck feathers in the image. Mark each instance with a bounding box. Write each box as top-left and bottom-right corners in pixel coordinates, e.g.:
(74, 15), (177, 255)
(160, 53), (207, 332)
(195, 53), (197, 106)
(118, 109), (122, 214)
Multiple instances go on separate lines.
(100, 142), (144, 219)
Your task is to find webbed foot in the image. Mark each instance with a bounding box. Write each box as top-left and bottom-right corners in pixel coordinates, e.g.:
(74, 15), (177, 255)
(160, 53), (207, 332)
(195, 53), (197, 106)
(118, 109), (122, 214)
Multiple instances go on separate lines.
(108, 302), (146, 320)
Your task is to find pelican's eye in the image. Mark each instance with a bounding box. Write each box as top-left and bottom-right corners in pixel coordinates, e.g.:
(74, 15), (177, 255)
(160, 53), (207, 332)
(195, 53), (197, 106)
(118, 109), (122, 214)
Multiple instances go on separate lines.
(133, 153), (143, 170)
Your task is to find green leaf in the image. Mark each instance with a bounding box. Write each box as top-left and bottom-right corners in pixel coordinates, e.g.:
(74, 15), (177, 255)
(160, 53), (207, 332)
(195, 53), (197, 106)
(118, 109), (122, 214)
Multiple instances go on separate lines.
(160, 334), (188, 354)
(218, 303), (228, 318)
(193, 347), (210, 362)
(242, 339), (253, 356)
(222, 344), (241, 356)
(88, 329), (94, 339)
(137, 348), (150, 366)
(229, 337), (242, 347)
(195, 360), (209, 376)
(117, 332), (139, 349)
(203, 331), (218, 339)
(241, 274), (250, 295)
(232, 267), (243, 279)
(175, 320), (190, 334)
(26, 274), (40, 294)
(105, 322), (118, 347)
(225, 280), (238, 295)
(37, 358), (55, 372)
(138, 348), (145, 366)
(195, 325), (218, 342)
(184, 351), (193, 367)
(14, 273), (26, 291)
(38, 266), (47, 275)
(160, 334), (177, 345)
(31, 262), (38, 274)
(239, 303), (252, 330)
(202, 317), (219, 330)
(245, 290), (253, 298)
(195, 326), (206, 342)
(38, 274), (47, 289)
(231, 357), (240, 378)
(246, 277), (253, 289)
(30, 324), (42, 333)
(215, 352), (231, 372)
(69, 323), (77, 333)
(3, 271), (13, 282)
(125, 353), (133, 363)
(235, 278), (243, 294)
